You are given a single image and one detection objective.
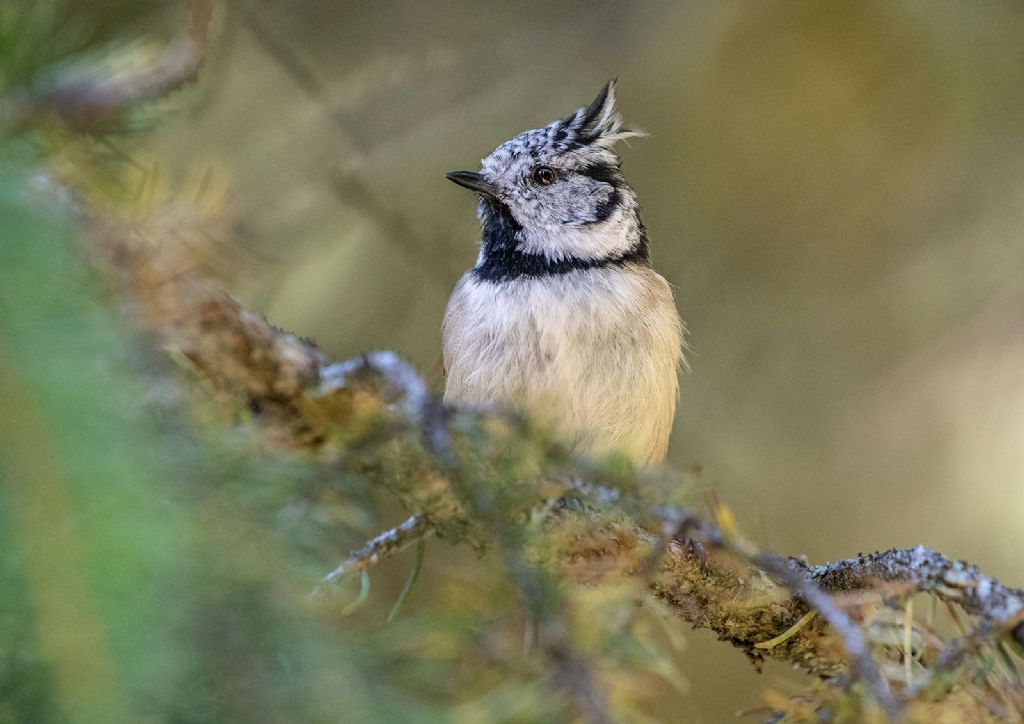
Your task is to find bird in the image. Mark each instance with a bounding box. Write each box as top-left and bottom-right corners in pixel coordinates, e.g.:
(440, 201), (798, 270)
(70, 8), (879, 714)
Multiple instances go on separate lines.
(442, 80), (684, 467)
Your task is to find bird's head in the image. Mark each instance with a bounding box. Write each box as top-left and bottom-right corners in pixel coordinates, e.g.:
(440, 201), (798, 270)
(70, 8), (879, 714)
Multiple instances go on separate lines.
(447, 80), (649, 279)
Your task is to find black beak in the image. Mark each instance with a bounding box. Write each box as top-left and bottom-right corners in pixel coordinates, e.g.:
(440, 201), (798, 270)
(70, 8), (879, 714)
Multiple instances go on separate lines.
(445, 171), (499, 198)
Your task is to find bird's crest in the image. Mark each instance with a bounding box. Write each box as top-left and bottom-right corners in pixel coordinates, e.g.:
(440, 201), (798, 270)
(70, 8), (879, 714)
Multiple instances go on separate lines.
(561, 79), (647, 149)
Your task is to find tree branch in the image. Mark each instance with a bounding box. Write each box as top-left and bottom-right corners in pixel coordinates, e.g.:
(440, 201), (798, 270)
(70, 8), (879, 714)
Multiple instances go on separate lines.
(321, 513), (431, 585)
(812, 546), (1024, 641)
(84, 201), (1024, 720)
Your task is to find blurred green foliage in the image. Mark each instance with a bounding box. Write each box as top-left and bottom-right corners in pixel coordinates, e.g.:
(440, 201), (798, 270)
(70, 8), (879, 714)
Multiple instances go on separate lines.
(0, 144), (441, 722)
(0, 2), (79, 90)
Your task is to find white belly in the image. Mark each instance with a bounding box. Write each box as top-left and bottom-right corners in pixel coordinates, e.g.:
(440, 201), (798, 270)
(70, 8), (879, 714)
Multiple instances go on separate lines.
(442, 265), (683, 465)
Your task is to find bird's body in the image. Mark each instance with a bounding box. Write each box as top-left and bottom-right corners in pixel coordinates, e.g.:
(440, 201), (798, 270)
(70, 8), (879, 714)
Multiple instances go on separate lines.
(442, 81), (684, 466)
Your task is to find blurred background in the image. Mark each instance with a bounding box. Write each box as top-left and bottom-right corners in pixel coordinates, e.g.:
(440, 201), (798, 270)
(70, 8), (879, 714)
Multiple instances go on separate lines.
(4, 0), (1024, 721)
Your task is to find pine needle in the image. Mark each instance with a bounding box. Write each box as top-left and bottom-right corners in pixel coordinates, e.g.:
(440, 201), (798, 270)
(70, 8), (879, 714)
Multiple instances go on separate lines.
(341, 570), (370, 616)
(754, 610), (817, 650)
(387, 538), (425, 623)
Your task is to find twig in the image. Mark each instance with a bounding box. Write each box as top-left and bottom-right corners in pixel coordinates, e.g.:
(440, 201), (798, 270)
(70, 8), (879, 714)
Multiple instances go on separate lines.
(812, 546), (1024, 632)
(687, 499), (897, 715)
(746, 548), (898, 717)
(322, 514), (431, 585)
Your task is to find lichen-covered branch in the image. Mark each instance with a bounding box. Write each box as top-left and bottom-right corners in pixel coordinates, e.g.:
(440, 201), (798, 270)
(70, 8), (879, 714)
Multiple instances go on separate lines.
(813, 546), (1024, 645)
(85, 209), (1024, 720)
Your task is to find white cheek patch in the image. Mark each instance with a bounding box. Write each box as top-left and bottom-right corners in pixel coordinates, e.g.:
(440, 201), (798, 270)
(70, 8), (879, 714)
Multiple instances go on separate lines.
(516, 201), (635, 262)
(548, 176), (612, 225)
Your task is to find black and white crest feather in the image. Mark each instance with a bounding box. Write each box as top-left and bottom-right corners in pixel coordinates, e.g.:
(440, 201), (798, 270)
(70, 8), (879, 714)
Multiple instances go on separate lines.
(563, 79), (647, 149)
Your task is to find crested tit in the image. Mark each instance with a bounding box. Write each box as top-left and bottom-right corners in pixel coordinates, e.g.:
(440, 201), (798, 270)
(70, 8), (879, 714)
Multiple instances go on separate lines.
(443, 80), (684, 466)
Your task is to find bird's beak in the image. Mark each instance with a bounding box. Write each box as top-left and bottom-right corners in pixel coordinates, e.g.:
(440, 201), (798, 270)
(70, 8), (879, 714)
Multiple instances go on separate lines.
(445, 171), (499, 198)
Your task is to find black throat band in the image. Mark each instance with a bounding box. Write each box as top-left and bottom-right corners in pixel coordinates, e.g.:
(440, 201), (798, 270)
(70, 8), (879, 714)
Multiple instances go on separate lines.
(471, 199), (649, 283)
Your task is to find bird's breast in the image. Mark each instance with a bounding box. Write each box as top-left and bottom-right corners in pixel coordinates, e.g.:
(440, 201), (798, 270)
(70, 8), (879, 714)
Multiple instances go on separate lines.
(442, 264), (683, 465)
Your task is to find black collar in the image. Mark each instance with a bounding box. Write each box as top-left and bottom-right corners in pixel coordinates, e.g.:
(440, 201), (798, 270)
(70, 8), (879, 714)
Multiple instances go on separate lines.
(472, 199), (649, 283)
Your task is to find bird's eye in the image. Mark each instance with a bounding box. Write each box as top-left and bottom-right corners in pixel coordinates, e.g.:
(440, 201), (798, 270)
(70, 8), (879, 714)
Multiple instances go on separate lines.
(532, 166), (556, 186)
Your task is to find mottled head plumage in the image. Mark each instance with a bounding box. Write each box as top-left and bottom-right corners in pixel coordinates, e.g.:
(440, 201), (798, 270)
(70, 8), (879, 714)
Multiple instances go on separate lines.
(479, 79), (646, 176)
(447, 80), (651, 282)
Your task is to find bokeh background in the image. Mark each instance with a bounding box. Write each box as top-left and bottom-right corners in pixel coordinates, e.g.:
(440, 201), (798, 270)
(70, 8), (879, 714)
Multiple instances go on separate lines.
(6, 1), (1024, 720)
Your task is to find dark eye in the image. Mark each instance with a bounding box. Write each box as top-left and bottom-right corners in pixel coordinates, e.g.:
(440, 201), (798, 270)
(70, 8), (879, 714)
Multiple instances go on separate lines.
(532, 166), (556, 186)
